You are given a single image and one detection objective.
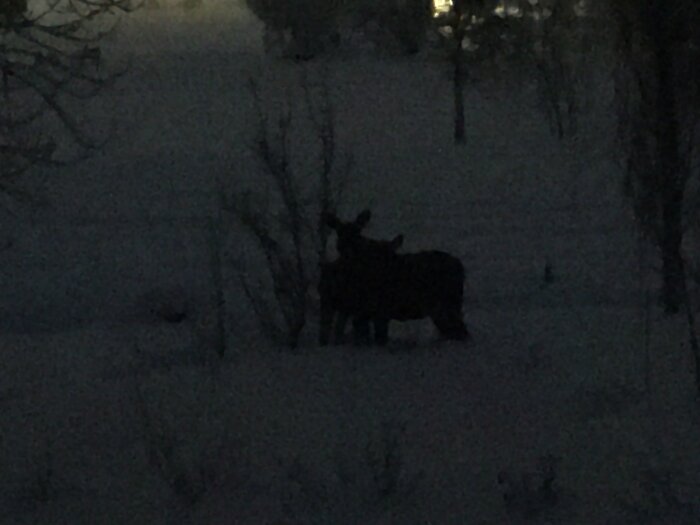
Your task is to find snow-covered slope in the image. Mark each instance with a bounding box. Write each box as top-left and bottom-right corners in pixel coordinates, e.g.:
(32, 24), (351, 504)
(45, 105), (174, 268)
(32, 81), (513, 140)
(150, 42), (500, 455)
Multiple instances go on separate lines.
(1, 3), (698, 524)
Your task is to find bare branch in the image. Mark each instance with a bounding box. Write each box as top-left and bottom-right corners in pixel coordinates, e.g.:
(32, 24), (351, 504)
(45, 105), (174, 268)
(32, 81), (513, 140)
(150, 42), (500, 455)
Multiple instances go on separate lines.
(1, 0), (129, 198)
(225, 73), (351, 348)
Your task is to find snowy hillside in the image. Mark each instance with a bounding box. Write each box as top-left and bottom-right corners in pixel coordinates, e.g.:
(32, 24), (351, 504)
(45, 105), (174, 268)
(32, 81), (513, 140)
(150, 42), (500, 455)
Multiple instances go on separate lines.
(1, 2), (699, 524)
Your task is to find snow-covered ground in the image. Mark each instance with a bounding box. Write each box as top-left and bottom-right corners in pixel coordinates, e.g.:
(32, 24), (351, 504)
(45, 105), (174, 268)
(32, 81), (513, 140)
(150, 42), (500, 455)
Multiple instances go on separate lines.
(1, 2), (699, 523)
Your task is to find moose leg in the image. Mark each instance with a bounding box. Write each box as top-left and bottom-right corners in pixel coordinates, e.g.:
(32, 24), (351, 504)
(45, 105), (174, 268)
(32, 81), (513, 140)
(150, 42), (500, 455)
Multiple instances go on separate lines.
(319, 304), (334, 346)
(430, 313), (450, 339)
(352, 316), (371, 346)
(431, 310), (469, 341)
(333, 312), (350, 344)
(373, 319), (390, 346)
(448, 316), (470, 340)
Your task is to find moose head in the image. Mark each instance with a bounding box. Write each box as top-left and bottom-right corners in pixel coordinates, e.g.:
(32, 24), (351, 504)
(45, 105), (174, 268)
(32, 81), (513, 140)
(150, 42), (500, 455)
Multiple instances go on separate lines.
(319, 209), (404, 346)
(323, 209), (403, 259)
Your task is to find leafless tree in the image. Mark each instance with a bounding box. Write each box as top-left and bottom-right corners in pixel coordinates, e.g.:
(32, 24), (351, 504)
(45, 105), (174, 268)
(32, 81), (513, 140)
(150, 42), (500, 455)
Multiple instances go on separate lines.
(433, 0), (529, 144)
(527, 0), (580, 142)
(612, 0), (700, 391)
(0, 0), (135, 203)
(225, 71), (349, 350)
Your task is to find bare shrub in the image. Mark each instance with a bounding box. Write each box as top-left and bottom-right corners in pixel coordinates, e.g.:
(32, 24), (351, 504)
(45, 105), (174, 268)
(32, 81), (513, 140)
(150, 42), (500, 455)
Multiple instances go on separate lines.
(205, 214), (227, 358)
(1, 0), (134, 200)
(8, 433), (80, 513)
(618, 465), (700, 524)
(364, 420), (407, 501)
(278, 420), (421, 523)
(131, 350), (236, 508)
(136, 286), (190, 324)
(569, 382), (645, 421)
(21, 437), (56, 506)
(225, 72), (349, 350)
(497, 453), (564, 522)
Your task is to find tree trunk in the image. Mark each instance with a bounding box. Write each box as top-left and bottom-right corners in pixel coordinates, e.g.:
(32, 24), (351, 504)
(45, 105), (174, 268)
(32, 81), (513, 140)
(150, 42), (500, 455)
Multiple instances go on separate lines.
(452, 30), (466, 144)
(651, 5), (685, 314)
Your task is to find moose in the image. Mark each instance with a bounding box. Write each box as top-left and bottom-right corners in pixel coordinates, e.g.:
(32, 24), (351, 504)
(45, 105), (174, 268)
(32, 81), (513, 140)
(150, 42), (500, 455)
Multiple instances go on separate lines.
(319, 236), (402, 345)
(319, 209), (469, 345)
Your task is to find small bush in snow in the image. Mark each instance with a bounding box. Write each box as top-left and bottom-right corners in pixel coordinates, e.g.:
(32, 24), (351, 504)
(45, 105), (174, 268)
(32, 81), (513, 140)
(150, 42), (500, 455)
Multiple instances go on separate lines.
(277, 421), (421, 524)
(24, 440), (56, 505)
(618, 466), (699, 524)
(9, 436), (72, 513)
(497, 454), (562, 521)
(364, 420), (406, 500)
(136, 286), (190, 324)
(132, 362), (234, 508)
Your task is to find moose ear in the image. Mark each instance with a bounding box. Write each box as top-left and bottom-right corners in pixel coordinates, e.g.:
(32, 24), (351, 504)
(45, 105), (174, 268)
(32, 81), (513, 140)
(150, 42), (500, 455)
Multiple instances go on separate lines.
(390, 235), (404, 251)
(323, 212), (340, 230)
(355, 209), (371, 229)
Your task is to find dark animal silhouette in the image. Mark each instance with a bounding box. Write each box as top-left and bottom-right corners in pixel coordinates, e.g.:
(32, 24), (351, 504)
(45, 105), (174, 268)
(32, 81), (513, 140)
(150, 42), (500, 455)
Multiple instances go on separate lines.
(321, 210), (469, 345)
(319, 239), (401, 346)
(318, 210), (404, 345)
